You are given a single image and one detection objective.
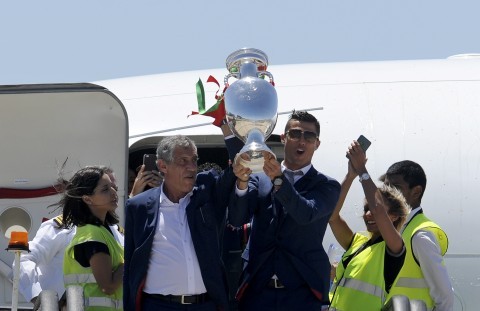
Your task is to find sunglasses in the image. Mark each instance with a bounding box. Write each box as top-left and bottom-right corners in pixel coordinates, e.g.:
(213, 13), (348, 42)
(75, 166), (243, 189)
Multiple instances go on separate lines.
(286, 129), (318, 143)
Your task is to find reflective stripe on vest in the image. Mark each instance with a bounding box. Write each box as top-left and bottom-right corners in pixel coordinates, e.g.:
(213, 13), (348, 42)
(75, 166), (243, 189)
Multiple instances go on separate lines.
(64, 273), (96, 285)
(86, 297), (123, 309)
(394, 277), (428, 289)
(338, 277), (385, 301)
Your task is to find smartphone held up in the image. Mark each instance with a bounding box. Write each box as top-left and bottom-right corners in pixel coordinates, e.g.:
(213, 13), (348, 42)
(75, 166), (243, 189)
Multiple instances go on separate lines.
(143, 154), (158, 172)
(346, 135), (371, 158)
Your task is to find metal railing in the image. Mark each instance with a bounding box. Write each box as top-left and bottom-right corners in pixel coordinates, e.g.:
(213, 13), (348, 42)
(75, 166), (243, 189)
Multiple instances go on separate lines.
(382, 295), (427, 311)
(33, 286), (84, 311)
(66, 286), (84, 311)
(32, 291), (58, 311)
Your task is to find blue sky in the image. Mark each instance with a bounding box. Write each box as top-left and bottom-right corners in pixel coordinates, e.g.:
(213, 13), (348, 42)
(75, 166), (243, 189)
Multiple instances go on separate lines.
(1, 0), (479, 85)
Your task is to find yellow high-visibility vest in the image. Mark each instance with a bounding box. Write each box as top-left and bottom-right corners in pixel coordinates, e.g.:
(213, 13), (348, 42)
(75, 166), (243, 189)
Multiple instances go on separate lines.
(386, 212), (448, 310)
(64, 224), (124, 310)
(329, 233), (387, 311)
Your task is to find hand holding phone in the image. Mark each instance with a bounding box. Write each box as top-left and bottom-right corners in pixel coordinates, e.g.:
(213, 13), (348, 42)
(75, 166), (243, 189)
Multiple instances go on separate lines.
(143, 154), (158, 172)
(357, 135), (371, 153)
(346, 135), (371, 158)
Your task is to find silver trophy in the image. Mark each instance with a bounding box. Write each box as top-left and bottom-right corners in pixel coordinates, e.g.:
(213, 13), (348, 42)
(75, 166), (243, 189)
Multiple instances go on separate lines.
(223, 48), (278, 173)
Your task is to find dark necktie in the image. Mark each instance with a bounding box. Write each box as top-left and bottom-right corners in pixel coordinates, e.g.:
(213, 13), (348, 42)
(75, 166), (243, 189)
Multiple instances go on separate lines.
(284, 170), (304, 185)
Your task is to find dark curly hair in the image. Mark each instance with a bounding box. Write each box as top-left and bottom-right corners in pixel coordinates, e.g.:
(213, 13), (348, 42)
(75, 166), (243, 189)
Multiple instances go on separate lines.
(59, 166), (119, 229)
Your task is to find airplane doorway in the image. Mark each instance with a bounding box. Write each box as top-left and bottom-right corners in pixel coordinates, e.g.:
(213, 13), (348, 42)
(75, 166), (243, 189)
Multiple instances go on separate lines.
(128, 134), (284, 173)
(128, 146), (230, 172)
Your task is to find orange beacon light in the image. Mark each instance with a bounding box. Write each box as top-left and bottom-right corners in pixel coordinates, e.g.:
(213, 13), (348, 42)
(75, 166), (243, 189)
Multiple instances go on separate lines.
(7, 231), (29, 311)
(7, 231), (29, 251)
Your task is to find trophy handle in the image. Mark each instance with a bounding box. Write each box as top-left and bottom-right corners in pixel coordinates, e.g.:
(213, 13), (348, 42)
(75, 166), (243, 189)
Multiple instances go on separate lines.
(224, 73), (239, 87)
(258, 71), (275, 85)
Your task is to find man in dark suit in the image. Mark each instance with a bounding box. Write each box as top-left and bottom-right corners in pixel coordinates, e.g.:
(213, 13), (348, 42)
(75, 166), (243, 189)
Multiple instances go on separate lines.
(124, 135), (237, 311)
(229, 111), (341, 310)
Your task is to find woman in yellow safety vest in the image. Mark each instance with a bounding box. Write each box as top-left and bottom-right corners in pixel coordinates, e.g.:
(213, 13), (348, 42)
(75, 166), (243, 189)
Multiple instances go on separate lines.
(61, 166), (124, 310)
(328, 141), (409, 311)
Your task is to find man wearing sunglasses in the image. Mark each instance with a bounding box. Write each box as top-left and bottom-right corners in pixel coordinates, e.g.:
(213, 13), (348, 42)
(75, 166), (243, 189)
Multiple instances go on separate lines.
(228, 110), (341, 310)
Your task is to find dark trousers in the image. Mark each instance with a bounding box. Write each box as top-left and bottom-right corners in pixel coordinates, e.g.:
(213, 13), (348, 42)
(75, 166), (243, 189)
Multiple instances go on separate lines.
(142, 294), (217, 311)
(239, 285), (323, 311)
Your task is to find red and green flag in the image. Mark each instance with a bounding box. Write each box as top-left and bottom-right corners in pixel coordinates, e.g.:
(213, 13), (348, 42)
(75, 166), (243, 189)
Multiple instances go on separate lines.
(190, 75), (226, 127)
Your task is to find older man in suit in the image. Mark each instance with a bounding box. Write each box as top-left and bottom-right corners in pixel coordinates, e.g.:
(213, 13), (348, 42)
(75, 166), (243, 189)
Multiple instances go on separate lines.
(124, 135), (238, 311)
(229, 111), (341, 310)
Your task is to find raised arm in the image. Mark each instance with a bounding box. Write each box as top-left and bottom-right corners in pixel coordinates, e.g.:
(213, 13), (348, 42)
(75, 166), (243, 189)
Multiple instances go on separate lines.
(221, 123), (252, 226)
(348, 141), (404, 254)
(262, 151), (340, 225)
(328, 161), (358, 250)
(129, 165), (162, 197)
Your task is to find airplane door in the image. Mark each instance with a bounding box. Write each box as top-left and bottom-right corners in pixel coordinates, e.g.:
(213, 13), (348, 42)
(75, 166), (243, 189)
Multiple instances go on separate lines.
(0, 83), (128, 309)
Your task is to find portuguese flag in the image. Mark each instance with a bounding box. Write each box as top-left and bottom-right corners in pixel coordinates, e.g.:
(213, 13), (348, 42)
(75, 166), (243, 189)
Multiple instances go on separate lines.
(190, 75), (226, 127)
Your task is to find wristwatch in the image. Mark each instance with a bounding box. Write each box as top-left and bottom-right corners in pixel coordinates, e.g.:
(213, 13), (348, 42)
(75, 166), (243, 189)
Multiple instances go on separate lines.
(359, 173), (370, 182)
(272, 175), (284, 187)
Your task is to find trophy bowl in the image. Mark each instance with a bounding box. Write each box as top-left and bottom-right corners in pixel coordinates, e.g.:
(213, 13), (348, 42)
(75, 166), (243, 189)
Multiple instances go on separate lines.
(223, 48), (278, 173)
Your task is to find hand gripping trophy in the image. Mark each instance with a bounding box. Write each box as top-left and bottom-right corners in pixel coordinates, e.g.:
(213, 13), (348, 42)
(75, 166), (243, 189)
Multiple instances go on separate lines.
(223, 48), (278, 173)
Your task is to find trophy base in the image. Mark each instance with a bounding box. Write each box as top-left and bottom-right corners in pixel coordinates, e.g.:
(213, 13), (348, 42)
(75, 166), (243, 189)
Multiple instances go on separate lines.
(236, 156), (266, 174)
(235, 145), (276, 174)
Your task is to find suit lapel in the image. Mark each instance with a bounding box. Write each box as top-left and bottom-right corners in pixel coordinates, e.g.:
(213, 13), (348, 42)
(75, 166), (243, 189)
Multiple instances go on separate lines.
(294, 167), (317, 190)
(185, 185), (200, 225)
(143, 188), (161, 243)
(277, 167), (318, 227)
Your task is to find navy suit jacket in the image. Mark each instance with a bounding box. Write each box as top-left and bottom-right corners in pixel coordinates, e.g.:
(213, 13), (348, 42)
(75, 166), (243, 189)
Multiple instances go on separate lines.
(229, 164), (340, 304)
(123, 168), (236, 311)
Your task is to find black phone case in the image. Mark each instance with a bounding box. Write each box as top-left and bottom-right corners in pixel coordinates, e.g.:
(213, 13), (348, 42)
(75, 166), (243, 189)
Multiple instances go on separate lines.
(346, 135), (371, 158)
(143, 154), (157, 171)
(357, 135), (371, 152)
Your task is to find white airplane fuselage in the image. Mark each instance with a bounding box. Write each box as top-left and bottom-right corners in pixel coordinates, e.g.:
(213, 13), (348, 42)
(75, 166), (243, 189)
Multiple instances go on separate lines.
(0, 57), (479, 310)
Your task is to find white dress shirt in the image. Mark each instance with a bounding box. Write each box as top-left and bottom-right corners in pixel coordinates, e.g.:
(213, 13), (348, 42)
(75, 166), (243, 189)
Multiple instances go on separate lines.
(143, 185), (207, 295)
(15, 218), (124, 302)
(280, 162), (311, 184)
